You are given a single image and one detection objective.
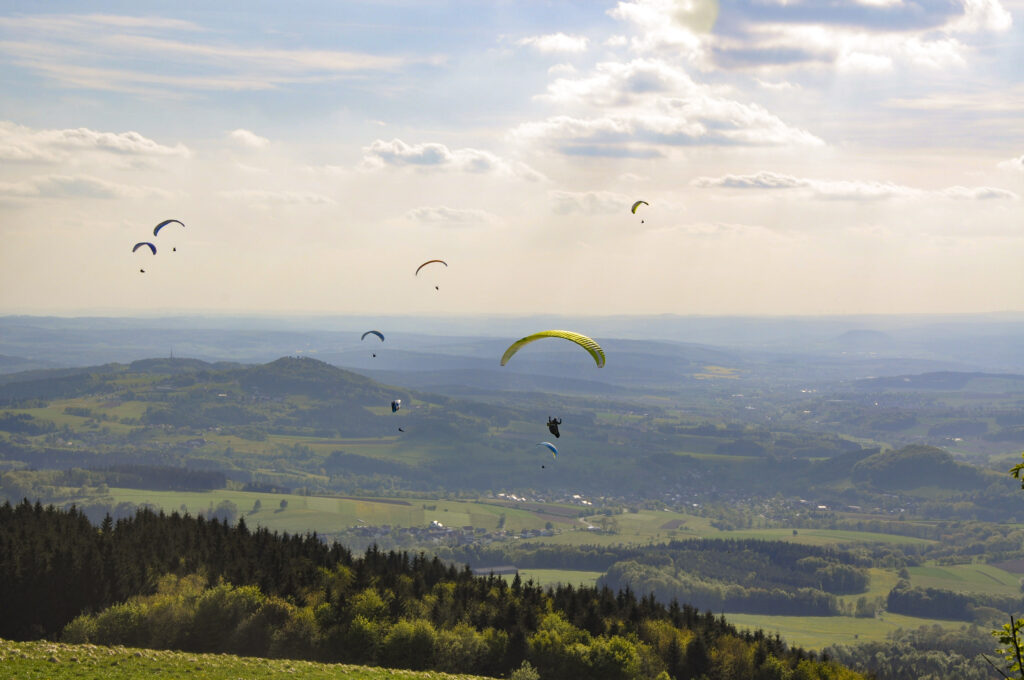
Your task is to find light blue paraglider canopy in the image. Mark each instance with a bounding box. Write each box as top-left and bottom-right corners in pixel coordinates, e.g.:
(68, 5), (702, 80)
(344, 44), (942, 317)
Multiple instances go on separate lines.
(537, 442), (558, 458)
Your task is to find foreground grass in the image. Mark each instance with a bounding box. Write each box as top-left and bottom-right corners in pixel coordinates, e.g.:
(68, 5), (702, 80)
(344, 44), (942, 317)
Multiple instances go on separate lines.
(0, 638), (497, 680)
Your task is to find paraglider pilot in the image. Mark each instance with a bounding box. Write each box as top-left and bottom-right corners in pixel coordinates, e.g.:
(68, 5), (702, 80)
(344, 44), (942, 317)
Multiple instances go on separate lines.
(547, 417), (562, 438)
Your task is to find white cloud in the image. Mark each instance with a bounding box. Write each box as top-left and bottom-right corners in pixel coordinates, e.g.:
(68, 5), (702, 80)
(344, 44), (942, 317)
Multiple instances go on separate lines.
(608, 0), (711, 64)
(514, 58), (822, 154)
(998, 155), (1024, 171)
(517, 33), (589, 54)
(361, 138), (545, 181)
(403, 206), (498, 227)
(549, 190), (631, 215)
(228, 129), (269, 149)
(692, 171), (1019, 201)
(953, 0), (1013, 32)
(755, 79), (798, 91)
(608, 0), (1011, 73)
(941, 185), (1018, 200)
(218, 189), (335, 204)
(548, 63), (577, 77)
(0, 120), (189, 163)
(0, 173), (173, 200)
(837, 51), (894, 73)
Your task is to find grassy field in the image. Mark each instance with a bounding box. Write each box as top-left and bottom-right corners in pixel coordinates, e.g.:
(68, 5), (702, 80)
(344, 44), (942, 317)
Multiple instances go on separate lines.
(503, 569), (604, 588)
(99, 488), (576, 535)
(525, 510), (936, 548)
(724, 611), (969, 651)
(0, 638), (496, 680)
(906, 562), (1022, 595)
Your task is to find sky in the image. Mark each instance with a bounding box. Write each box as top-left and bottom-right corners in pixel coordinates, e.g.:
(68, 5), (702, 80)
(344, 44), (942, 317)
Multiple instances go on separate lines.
(0, 0), (1022, 317)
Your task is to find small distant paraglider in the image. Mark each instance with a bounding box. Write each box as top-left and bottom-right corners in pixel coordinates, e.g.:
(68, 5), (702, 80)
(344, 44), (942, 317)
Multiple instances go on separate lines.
(631, 200), (648, 223)
(391, 399), (402, 413)
(415, 259), (447, 290)
(547, 417), (562, 438)
(501, 330), (605, 368)
(153, 219), (185, 252)
(362, 330), (385, 357)
(537, 442), (558, 458)
(132, 241), (156, 272)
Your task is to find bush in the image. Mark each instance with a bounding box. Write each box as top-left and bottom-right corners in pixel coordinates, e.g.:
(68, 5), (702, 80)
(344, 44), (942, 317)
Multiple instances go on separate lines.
(510, 659), (541, 680)
(380, 619), (437, 670)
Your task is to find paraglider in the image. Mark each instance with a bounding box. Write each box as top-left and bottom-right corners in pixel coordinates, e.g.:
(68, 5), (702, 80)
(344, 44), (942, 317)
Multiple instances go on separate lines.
(631, 200), (648, 223)
(415, 259), (447, 290)
(391, 399), (402, 413)
(153, 219), (185, 252)
(362, 330), (384, 357)
(133, 241), (156, 272)
(398, 427), (405, 433)
(415, 259), (447, 276)
(547, 417), (562, 438)
(153, 219), (185, 237)
(537, 442), (558, 458)
(500, 330), (605, 368)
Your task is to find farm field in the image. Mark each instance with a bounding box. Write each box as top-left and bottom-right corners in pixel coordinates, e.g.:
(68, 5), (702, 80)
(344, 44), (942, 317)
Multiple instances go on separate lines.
(724, 611), (969, 651)
(99, 488), (576, 534)
(0, 638), (496, 680)
(503, 569), (604, 588)
(905, 562), (1022, 595)
(529, 510), (936, 548)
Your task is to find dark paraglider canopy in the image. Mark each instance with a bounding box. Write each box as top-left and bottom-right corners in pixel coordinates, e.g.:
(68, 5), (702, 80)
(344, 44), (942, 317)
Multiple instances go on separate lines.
(391, 399), (402, 413)
(132, 242), (157, 255)
(153, 219), (185, 237)
(361, 330), (385, 342)
(415, 259), (447, 276)
(547, 417), (562, 438)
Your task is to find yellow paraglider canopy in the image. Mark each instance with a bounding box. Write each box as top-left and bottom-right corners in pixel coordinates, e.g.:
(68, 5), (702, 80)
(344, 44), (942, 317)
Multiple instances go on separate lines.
(500, 330), (605, 368)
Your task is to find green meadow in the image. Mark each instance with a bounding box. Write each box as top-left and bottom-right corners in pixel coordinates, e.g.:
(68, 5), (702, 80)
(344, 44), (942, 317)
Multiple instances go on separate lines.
(99, 488), (574, 535)
(724, 611), (969, 651)
(0, 638), (496, 680)
(906, 562), (1022, 595)
(504, 569), (604, 588)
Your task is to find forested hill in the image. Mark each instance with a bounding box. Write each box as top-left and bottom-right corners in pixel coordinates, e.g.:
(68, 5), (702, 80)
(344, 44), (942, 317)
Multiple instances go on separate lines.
(0, 501), (865, 680)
